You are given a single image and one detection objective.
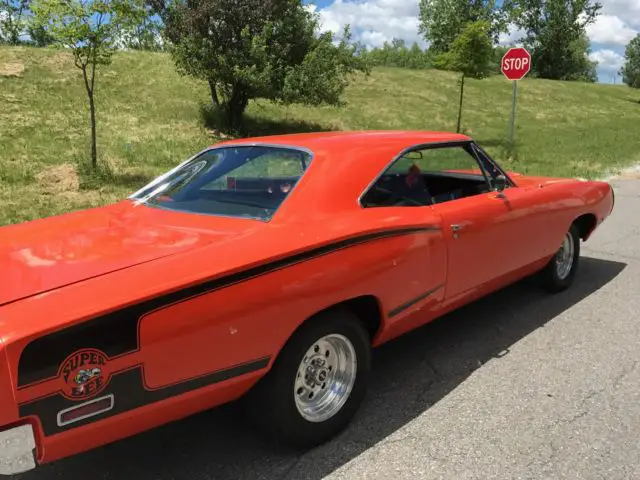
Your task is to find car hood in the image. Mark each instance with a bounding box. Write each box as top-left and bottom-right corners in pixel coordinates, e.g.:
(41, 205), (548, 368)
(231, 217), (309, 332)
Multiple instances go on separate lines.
(0, 201), (257, 306)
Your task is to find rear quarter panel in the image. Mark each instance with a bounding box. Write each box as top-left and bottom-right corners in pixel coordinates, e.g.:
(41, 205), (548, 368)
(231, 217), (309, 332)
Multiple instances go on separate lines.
(138, 226), (445, 388)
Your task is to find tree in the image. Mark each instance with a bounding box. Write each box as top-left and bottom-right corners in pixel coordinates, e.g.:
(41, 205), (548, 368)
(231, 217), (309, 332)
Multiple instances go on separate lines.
(25, 22), (54, 46)
(151, 0), (368, 131)
(419, 0), (507, 54)
(359, 39), (432, 69)
(30, 0), (144, 168)
(117, 6), (164, 51)
(504, 0), (601, 81)
(620, 34), (640, 90)
(434, 21), (494, 132)
(0, 0), (29, 44)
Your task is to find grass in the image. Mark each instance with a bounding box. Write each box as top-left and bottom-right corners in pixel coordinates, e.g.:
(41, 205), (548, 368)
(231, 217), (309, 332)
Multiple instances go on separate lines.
(1, 45), (639, 226)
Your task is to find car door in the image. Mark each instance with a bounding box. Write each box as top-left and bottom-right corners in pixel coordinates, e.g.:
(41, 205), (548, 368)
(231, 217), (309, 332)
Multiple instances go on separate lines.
(414, 142), (550, 302)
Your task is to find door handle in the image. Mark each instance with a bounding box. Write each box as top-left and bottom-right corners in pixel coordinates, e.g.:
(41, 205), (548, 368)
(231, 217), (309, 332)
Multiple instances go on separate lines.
(451, 224), (464, 231)
(451, 222), (471, 238)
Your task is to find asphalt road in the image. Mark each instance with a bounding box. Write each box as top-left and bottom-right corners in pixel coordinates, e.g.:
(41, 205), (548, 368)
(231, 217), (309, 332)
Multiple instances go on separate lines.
(13, 179), (640, 480)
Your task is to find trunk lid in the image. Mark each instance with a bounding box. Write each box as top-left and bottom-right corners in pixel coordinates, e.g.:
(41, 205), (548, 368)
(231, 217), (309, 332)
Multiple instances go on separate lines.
(0, 201), (259, 306)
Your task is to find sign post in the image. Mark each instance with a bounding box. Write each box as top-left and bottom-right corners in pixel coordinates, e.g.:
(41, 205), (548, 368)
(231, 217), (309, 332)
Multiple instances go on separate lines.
(500, 47), (531, 147)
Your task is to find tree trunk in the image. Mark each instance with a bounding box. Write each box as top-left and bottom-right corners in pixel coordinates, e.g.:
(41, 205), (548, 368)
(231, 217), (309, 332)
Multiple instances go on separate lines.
(223, 85), (249, 132)
(80, 65), (98, 168)
(208, 79), (219, 106)
(89, 91), (97, 169)
(456, 73), (465, 134)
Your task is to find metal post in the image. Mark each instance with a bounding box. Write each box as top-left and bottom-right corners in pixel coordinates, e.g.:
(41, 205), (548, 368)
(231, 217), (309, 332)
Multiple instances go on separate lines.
(509, 80), (518, 146)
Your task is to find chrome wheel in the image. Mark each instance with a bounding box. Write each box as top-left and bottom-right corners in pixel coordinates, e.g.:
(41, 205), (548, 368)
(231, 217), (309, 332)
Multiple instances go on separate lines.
(294, 334), (357, 423)
(555, 232), (575, 280)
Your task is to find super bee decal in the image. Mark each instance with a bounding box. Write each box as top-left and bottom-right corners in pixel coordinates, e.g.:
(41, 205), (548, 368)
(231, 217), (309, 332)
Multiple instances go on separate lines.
(59, 349), (110, 400)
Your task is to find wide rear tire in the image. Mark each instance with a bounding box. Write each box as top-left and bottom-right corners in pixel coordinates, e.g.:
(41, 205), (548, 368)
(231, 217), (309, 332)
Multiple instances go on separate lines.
(540, 224), (581, 292)
(243, 308), (372, 450)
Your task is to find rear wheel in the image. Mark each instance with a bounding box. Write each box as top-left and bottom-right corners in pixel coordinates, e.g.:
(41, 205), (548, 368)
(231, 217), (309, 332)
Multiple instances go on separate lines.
(244, 308), (372, 449)
(540, 224), (580, 292)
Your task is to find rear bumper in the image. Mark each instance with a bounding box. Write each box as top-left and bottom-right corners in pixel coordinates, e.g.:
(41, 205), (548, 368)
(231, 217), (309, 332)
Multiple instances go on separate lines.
(0, 424), (36, 475)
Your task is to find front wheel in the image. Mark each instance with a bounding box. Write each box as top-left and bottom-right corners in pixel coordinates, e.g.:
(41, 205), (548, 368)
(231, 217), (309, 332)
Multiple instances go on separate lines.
(540, 224), (581, 292)
(243, 309), (372, 450)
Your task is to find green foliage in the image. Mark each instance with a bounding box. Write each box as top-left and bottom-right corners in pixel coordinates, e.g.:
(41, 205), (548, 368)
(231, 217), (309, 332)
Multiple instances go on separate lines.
(504, 0), (601, 81)
(620, 34), (640, 90)
(0, 0), (29, 44)
(418, 0), (507, 54)
(358, 39), (433, 70)
(30, 0), (146, 167)
(30, 0), (143, 64)
(25, 21), (54, 46)
(281, 28), (369, 107)
(118, 4), (164, 51)
(154, 0), (368, 131)
(492, 45), (510, 74)
(434, 20), (495, 79)
(433, 20), (495, 133)
(0, 0), (55, 46)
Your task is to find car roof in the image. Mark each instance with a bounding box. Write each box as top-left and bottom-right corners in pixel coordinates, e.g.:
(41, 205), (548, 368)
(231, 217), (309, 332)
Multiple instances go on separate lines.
(209, 131), (475, 221)
(214, 130), (472, 153)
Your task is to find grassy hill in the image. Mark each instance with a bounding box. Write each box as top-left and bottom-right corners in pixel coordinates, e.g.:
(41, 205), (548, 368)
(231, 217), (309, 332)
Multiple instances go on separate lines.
(1, 45), (639, 226)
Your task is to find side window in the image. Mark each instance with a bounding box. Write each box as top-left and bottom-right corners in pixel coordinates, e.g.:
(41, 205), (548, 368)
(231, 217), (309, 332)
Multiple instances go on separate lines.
(361, 144), (493, 208)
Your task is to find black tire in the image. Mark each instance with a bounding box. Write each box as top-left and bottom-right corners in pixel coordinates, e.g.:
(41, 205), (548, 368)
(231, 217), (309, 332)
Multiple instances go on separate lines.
(243, 308), (372, 450)
(540, 223), (581, 293)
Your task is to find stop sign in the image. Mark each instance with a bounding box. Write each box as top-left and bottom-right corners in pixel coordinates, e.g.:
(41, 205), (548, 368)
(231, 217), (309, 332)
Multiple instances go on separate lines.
(501, 47), (531, 81)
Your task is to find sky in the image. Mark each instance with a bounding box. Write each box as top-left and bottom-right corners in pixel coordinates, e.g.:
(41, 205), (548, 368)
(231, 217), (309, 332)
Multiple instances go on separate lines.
(304, 0), (640, 84)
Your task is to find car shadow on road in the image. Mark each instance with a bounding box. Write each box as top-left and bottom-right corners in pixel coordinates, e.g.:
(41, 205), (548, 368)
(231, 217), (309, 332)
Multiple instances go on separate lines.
(16, 256), (626, 480)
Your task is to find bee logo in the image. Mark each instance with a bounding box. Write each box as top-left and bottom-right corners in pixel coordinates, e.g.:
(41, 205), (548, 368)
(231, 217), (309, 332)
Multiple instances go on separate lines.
(59, 349), (110, 400)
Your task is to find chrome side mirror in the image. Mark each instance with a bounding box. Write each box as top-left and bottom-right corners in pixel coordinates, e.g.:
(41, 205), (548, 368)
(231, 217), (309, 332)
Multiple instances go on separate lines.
(493, 174), (507, 192)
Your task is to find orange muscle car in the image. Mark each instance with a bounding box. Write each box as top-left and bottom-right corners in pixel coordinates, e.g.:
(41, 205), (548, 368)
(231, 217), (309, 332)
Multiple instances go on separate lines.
(0, 131), (614, 474)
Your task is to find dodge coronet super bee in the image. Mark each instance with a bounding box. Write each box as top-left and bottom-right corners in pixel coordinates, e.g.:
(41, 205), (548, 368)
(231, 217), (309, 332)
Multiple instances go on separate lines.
(0, 131), (614, 474)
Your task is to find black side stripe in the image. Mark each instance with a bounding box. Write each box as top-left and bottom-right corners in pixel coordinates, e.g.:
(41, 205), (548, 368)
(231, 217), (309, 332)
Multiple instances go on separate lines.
(18, 356), (271, 437)
(18, 226), (439, 387)
(388, 284), (444, 318)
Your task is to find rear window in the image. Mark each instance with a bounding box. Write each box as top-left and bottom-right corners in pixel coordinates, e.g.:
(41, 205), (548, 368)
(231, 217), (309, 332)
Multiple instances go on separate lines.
(132, 145), (313, 221)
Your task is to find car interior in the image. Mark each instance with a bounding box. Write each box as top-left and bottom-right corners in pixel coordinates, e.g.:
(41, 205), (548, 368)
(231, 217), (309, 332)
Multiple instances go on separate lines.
(361, 170), (493, 207)
(360, 145), (500, 208)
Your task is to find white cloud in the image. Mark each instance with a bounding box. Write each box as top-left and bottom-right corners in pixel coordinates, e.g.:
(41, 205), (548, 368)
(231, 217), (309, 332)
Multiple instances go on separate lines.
(589, 49), (625, 72)
(312, 0), (424, 48)
(598, 0), (640, 29)
(586, 14), (638, 46)
(498, 24), (526, 46)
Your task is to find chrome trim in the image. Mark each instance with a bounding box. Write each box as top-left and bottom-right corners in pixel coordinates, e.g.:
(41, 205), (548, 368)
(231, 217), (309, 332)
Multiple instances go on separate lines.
(470, 142), (517, 188)
(129, 150), (203, 199)
(0, 424), (36, 475)
(56, 394), (115, 427)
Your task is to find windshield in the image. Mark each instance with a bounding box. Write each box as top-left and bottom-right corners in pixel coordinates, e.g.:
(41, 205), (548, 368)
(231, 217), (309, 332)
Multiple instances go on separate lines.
(131, 145), (313, 221)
